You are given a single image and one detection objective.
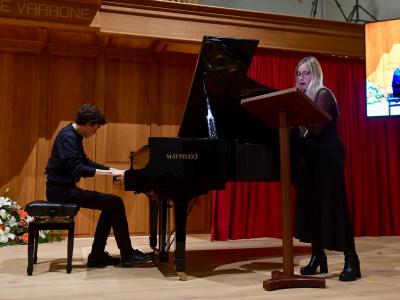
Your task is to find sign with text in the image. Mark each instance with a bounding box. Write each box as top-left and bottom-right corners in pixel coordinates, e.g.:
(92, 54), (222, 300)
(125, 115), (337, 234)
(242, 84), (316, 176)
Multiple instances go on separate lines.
(0, 0), (100, 25)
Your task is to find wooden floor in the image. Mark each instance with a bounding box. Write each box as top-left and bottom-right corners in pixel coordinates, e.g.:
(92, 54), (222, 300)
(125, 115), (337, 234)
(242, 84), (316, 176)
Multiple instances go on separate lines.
(1, 235), (399, 299)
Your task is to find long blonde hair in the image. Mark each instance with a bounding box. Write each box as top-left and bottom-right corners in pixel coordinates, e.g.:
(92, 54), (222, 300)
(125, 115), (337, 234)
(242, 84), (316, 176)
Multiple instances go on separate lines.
(295, 56), (324, 101)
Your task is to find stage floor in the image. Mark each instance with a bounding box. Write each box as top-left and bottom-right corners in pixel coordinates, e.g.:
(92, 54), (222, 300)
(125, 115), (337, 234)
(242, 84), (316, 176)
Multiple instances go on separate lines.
(1, 235), (399, 299)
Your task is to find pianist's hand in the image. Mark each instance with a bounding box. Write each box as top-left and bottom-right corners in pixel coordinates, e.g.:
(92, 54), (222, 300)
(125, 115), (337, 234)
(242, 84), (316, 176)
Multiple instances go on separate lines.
(95, 168), (125, 178)
(109, 167), (125, 178)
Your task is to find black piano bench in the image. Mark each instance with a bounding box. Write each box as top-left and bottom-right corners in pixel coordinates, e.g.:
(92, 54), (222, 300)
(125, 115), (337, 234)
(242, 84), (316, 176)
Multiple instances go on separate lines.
(25, 200), (80, 276)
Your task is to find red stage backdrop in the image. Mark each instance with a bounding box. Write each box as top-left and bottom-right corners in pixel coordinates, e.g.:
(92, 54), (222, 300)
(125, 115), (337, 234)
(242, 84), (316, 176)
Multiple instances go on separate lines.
(211, 51), (400, 240)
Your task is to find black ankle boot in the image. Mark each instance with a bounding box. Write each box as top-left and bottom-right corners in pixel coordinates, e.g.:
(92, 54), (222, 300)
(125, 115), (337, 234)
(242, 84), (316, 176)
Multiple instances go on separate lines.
(339, 252), (361, 281)
(300, 251), (328, 275)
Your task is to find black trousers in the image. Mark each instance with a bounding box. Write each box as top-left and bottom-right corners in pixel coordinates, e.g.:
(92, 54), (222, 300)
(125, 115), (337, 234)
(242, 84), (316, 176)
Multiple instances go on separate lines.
(46, 184), (134, 258)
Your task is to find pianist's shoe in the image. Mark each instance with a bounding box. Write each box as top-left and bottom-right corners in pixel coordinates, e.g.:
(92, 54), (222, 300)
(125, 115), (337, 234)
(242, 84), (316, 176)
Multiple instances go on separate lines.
(121, 249), (153, 267)
(87, 251), (121, 268)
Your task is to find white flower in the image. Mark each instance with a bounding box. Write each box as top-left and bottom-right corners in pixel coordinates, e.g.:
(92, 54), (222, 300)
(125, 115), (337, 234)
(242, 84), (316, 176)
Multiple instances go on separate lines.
(39, 230), (47, 239)
(8, 216), (17, 227)
(0, 191), (57, 245)
(0, 235), (8, 243)
(11, 203), (21, 210)
(0, 197), (11, 207)
(0, 227), (15, 243)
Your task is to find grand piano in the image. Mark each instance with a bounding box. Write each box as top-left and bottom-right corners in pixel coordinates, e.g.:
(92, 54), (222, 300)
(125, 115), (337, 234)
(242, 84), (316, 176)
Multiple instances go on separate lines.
(124, 36), (279, 279)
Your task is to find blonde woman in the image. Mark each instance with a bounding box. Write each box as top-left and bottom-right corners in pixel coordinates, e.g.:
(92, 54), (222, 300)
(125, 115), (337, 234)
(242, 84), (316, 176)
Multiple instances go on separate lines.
(294, 56), (360, 281)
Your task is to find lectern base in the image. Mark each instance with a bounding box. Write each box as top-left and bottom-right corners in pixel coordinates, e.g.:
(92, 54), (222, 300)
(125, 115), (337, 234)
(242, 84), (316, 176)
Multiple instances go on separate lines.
(263, 270), (326, 291)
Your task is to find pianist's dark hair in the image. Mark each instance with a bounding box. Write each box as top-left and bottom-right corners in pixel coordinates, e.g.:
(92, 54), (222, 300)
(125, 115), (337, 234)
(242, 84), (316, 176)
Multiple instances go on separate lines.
(75, 104), (106, 125)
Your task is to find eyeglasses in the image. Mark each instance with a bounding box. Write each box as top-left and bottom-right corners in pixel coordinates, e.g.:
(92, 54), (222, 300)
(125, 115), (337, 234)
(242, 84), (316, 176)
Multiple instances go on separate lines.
(296, 71), (311, 78)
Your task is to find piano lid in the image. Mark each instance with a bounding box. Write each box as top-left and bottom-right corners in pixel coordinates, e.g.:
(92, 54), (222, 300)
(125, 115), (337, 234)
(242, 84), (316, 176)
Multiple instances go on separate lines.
(178, 36), (277, 145)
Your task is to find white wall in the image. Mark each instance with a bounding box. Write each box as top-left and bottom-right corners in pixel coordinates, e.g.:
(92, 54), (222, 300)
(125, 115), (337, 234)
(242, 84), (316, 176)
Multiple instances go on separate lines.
(325, 0), (377, 22)
(199, 0), (400, 22)
(200, 0), (313, 18)
(366, 0), (400, 21)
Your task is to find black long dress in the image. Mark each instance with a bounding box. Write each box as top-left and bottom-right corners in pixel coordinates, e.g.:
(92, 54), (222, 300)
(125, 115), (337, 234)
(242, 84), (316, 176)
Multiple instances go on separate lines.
(294, 88), (355, 253)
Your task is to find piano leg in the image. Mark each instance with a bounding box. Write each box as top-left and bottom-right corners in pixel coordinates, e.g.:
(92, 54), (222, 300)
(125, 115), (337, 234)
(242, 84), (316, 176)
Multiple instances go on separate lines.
(148, 194), (158, 249)
(158, 196), (169, 262)
(148, 195), (170, 262)
(174, 198), (188, 281)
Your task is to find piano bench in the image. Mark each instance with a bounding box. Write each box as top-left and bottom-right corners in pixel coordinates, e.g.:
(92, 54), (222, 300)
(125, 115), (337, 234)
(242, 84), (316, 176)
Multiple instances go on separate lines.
(25, 200), (80, 276)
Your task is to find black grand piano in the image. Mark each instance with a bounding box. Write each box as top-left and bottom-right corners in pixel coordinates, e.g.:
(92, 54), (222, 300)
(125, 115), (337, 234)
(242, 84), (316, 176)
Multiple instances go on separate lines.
(124, 36), (279, 279)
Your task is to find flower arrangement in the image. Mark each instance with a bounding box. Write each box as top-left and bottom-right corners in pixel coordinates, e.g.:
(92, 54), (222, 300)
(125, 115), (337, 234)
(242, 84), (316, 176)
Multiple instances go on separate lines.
(0, 188), (62, 246)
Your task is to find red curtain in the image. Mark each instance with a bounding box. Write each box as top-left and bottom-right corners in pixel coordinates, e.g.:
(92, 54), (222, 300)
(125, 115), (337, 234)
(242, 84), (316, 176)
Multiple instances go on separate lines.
(211, 50), (400, 240)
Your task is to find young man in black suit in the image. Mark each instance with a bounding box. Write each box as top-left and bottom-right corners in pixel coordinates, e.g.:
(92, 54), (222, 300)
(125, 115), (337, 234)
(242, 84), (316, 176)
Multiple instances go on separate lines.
(46, 104), (152, 268)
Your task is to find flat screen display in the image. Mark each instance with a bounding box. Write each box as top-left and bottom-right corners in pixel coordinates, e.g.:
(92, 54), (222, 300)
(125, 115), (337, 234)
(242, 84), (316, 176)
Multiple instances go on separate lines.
(366, 19), (400, 117)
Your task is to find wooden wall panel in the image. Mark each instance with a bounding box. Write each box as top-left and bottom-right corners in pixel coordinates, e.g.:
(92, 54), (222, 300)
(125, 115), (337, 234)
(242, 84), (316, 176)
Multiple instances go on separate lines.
(104, 57), (151, 124)
(186, 194), (212, 233)
(0, 52), (41, 205)
(155, 57), (196, 124)
(35, 50), (50, 201)
(150, 124), (179, 137)
(46, 55), (96, 137)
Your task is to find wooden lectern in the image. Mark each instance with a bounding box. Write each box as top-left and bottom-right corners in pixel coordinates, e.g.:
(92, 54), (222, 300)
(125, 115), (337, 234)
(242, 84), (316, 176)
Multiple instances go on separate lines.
(241, 87), (331, 291)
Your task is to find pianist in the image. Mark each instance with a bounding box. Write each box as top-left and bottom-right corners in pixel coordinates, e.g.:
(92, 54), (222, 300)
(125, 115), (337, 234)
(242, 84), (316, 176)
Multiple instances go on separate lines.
(45, 104), (152, 268)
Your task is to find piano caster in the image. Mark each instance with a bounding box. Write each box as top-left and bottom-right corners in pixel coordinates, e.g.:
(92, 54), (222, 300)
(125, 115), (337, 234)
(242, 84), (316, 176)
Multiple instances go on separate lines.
(177, 272), (188, 281)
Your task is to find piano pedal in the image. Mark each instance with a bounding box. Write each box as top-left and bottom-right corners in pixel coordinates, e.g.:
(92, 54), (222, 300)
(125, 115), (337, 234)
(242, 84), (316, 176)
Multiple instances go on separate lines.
(151, 248), (170, 263)
(177, 272), (188, 281)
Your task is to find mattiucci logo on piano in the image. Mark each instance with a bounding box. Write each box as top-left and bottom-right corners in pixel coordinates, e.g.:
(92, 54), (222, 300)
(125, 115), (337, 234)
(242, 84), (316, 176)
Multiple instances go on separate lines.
(166, 153), (198, 160)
